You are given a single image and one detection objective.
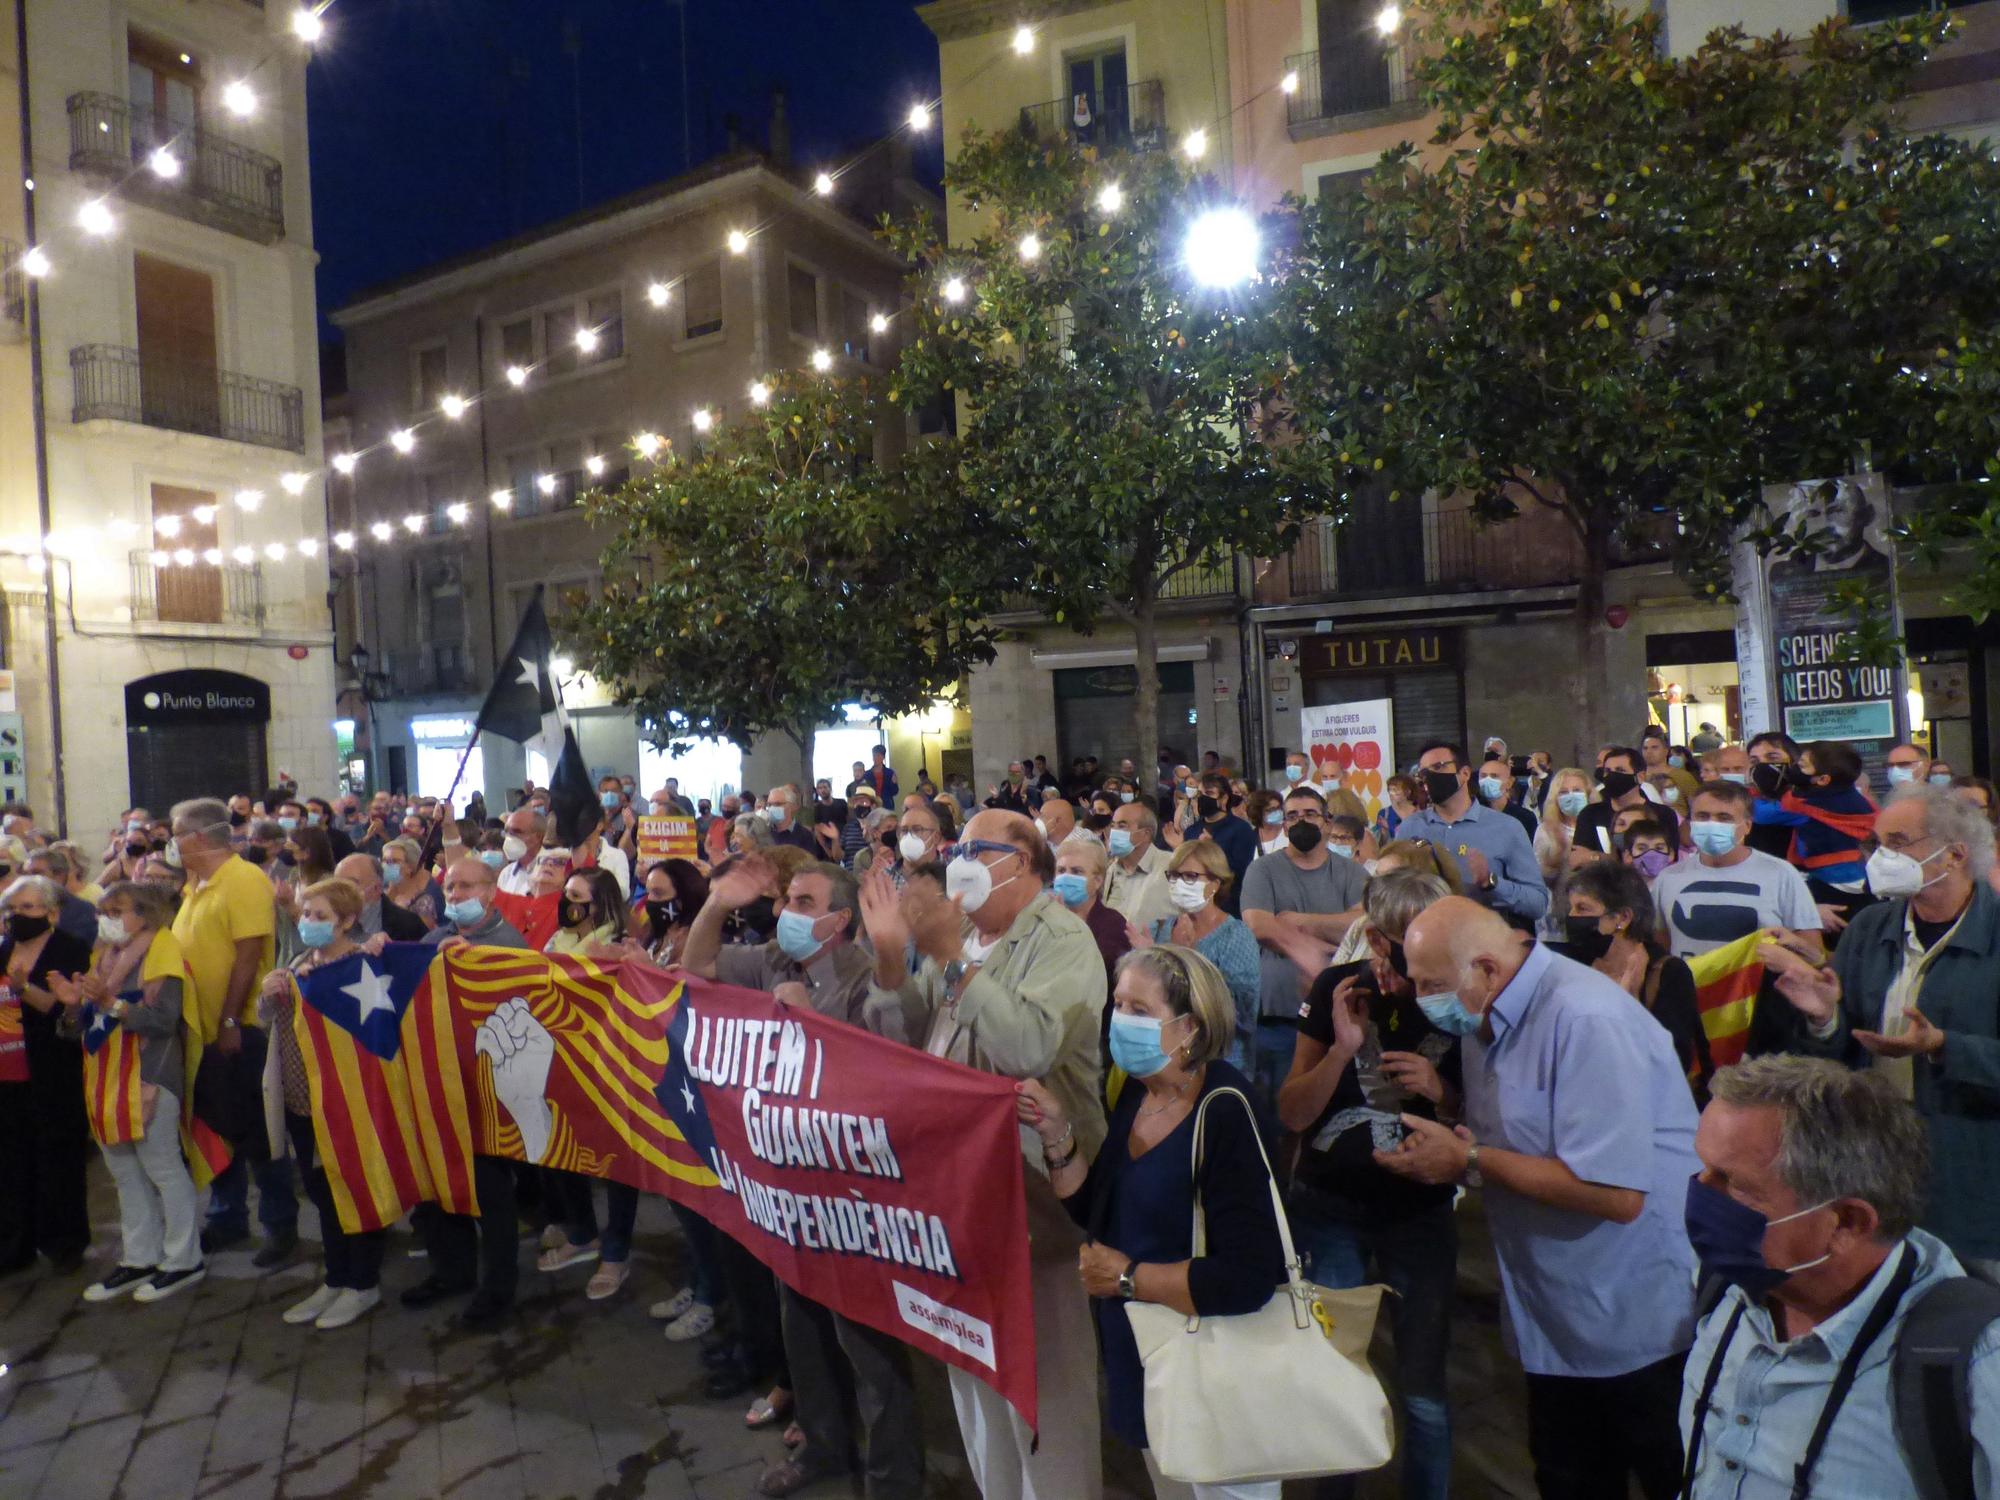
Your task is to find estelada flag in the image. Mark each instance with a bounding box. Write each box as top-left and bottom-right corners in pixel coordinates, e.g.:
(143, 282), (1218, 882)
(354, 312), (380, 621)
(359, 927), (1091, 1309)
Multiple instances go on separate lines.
(80, 1003), (146, 1147)
(290, 944), (478, 1233)
(0, 981), (26, 1083)
(1686, 928), (1769, 1068)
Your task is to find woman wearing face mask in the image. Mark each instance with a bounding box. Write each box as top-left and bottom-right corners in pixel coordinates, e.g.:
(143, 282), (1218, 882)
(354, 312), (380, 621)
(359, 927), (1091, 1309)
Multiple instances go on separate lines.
(1245, 790), (1285, 857)
(381, 836), (443, 930)
(254, 878), (387, 1329)
(1375, 774), (1418, 846)
(1564, 861), (1711, 1104)
(1534, 768), (1593, 882)
(1130, 842), (1262, 1078)
(0, 875), (95, 1274)
(1017, 946), (1287, 1500)
(47, 881), (203, 1304)
(634, 859), (708, 965)
(876, 803), (943, 893)
(1053, 834), (1129, 995)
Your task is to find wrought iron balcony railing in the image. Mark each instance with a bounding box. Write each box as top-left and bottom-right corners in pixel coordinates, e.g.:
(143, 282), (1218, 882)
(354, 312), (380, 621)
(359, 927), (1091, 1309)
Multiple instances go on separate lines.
(68, 91), (285, 243)
(72, 344), (305, 453)
(1284, 49), (1421, 135)
(1, 238), (23, 326)
(129, 548), (266, 628)
(1019, 80), (1167, 153)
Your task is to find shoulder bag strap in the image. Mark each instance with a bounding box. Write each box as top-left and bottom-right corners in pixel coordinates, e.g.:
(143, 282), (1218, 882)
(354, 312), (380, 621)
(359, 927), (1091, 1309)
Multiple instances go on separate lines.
(1790, 1242), (1920, 1500)
(1187, 1086), (1312, 1332)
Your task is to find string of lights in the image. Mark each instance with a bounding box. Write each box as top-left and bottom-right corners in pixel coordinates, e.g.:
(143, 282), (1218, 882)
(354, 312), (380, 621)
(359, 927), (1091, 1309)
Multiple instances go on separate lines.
(1, 3), (1407, 572)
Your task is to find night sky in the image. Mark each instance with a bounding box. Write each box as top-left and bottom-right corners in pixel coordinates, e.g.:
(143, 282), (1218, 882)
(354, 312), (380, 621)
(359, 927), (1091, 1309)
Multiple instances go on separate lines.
(306, 0), (942, 326)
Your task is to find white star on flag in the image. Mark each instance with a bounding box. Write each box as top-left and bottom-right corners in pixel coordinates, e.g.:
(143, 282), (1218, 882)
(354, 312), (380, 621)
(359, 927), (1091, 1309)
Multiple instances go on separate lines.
(515, 656), (540, 691)
(681, 1080), (696, 1115)
(89, 1009), (110, 1034)
(341, 961), (397, 1025)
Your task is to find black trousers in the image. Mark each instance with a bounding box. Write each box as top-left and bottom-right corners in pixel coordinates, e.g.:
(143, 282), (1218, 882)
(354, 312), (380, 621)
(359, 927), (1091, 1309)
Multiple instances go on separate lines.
(413, 1154), (518, 1302)
(717, 1232), (788, 1384)
(285, 1112), (386, 1290)
(1525, 1348), (1689, 1500)
(0, 1051), (91, 1267)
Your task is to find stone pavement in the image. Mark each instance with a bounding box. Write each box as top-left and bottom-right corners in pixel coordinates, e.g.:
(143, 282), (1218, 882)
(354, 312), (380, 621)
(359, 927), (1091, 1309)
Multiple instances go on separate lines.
(0, 1167), (1538, 1499)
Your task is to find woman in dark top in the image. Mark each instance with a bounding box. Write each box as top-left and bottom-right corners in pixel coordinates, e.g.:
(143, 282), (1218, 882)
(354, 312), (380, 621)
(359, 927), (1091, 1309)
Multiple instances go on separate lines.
(0, 874), (96, 1272)
(1019, 945), (1286, 1499)
(1565, 859), (1714, 1103)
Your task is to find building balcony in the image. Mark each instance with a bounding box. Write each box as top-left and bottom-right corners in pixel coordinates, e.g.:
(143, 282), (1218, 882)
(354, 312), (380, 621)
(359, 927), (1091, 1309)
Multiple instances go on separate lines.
(129, 548), (265, 629)
(72, 344), (305, 453)
(1, 238), (24, 330)
(1284, 49), (1423, 139)
(1018, 80), (1167, 153)
(990, 551), (1237, 624)
(68, 92), (285, 243)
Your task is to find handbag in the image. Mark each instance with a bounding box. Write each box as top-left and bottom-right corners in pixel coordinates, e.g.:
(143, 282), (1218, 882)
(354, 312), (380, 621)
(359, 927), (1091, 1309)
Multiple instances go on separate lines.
(1123, 1086), (1395, 1484)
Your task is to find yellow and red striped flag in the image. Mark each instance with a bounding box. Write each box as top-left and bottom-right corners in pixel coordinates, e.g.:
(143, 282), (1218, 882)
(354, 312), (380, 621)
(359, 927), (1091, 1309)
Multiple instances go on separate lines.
(1686, 928), (1769, 1068)
(79, 1004), (146, 1147)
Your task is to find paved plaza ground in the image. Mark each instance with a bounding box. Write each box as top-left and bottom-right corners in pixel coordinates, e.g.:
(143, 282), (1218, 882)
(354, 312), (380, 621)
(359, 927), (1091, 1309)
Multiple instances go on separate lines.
(0, 1170), (1537, 1499)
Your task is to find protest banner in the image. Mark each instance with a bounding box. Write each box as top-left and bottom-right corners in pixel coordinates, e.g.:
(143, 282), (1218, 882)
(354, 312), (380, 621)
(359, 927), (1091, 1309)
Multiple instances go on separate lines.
(637, 815), (698, 862)
(292, 945), (1037, 1430)
(1300, 697), (1396, 820)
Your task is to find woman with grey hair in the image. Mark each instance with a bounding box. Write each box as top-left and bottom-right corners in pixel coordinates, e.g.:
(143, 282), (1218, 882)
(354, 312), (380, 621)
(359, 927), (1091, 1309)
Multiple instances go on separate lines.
(0, 873), (95, 1274)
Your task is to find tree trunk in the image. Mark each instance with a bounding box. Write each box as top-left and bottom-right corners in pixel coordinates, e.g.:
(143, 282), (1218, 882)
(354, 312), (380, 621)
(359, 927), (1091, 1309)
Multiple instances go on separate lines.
(1571, 514), (1614, 762)
(787, 726), (813, 794)
(1131, 579), (1161, 791)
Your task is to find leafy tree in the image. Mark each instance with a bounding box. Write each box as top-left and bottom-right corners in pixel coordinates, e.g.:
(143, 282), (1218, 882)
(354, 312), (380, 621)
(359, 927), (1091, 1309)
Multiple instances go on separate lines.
(883, 132), (1335, 775)
(564, 374), (1011, 785)
(1278, 0), (2000, 743)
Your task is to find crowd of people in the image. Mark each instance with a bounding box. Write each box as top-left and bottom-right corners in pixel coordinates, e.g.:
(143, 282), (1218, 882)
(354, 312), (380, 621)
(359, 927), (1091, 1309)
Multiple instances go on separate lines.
(5, 722), (2000, 1499)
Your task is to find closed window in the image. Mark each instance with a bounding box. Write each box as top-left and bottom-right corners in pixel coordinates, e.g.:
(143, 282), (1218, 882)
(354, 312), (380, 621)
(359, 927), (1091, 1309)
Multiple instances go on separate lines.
(682, 261), (723, 341)
(499, 318), (534, 369)
(413, 343), (449, 410)
(544, 304), (579, 378)
(788, 264), (820, 341)
(840, 287), (873, 363)
(586, 290), (623, 362)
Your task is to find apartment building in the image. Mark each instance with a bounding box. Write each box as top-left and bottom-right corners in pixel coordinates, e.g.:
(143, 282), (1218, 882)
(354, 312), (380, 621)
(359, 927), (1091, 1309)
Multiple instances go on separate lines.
(329, 129), (944, 807)
(1, 0), (334, 838)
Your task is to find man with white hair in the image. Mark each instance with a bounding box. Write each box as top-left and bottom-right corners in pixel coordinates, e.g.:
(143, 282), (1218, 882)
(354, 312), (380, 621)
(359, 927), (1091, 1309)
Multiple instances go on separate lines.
(1774, 782), (2000, 1278)
(1378, 895), (1700, 1500)
(495, 806), (547, 896)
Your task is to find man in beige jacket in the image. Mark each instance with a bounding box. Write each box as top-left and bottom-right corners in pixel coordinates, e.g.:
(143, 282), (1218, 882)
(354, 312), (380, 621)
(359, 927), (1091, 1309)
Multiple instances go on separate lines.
(859, 810), (1107, 1500)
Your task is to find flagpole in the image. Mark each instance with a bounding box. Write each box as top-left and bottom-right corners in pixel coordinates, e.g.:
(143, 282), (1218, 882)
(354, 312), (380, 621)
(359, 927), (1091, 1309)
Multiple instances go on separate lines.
(423, 730), (485, 871)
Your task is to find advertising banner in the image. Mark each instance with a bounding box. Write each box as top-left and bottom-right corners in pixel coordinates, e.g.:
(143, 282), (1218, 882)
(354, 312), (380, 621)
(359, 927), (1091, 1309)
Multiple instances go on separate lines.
(1301, 697), (1396, 820)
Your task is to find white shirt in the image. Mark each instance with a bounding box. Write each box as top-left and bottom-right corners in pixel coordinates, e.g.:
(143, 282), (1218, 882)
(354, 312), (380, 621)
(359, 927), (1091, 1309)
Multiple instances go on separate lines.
(590, 841), (631, 899)
(497, 854), (541, 897)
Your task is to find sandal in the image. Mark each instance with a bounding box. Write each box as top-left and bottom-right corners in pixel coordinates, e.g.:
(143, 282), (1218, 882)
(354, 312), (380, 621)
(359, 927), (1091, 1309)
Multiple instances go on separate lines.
(755, 1457), (836, 1498)
(585, 1260), (627, 1300)
(536, 1238), (600, 1273)
(782, 1422), (804, 1449)
(744, 1387), (794, 1429)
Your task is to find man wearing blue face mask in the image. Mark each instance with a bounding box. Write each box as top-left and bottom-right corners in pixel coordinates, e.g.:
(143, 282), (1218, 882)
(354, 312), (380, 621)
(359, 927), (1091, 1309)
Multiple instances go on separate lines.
(1103, 799), (1175, 928)
(1651, 784), (1821, 961)
(1378, 896), (1701, 1500)
(1680, 1055), (2000, 1500)
(1477, 751), (1538, 841)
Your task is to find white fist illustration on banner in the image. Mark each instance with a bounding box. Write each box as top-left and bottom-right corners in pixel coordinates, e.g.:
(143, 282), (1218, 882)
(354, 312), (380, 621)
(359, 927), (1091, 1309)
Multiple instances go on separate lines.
(474, 997), (556, 1164)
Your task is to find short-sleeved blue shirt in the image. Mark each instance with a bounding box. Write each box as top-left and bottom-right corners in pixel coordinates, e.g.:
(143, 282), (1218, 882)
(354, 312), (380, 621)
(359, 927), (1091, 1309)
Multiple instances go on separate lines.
(1463, 941), (1700, 1377)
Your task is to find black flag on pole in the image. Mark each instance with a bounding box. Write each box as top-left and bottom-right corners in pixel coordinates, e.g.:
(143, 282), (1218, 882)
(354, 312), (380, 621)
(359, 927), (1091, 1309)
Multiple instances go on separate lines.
(476, 589), (601, 849)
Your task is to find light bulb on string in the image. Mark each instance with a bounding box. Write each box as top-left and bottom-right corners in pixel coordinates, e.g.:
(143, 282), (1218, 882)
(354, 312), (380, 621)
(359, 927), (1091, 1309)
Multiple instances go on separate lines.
(749, 380), (771, 406)
(280, 471), (309, 495)
(646, 282), (671, 307)
(222, 81), (256, 117)
(154, 515), (182, 538)
(333, 531), (356, 550)
(634, 431), (663, 459)
(1280, 70), (1299, 94)
(941, 276), (967, 304)
(264, 542), (288, 561)
(192, 505), (218, 525)
(148, 147), (180, 180)
(446, 502), (470, 525)
(584, 455), (605, 477)
(148, 549), (170, 567)
(20, 247), (49, 278)
(231, 545), (254, 565)
(390, 429), (415, 454)
(489, 488), (512, 509)
(907, 102), (931, 132)
(292, 8), (324, 43)
(439, 394), (468, 420)
(574, 326), (599, 353)
(1182, 128), (1208, 160)
(331, 452), (357, 475)
(691, 408), (714, 432)
(1012, 25), (1034, 55)
(1097, 182), (1124, 214)
(400, 515), (423, 535)
(813, 171), (835, 196)
(536, 473), (557, 496)
(1018, 232), (1041, 261)
(175, 548), (197, 567)
(202, 548), (223, 566)
(1185, 206), (1262, 288)
(297, 538), (320, 557)
(234, 488), (263, 511)
(506, 364), (529, 387)
(368, 521), (392, 542)
(811, 348), (832, 372)
(726, 229), (750, 255)
(1374, 4), (1403, 35)
(869, 312), (889, 334)
(77, 200), (114, 235)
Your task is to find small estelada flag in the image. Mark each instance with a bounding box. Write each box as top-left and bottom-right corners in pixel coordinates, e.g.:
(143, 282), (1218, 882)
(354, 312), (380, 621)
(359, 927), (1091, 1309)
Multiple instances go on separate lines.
(81, 1001), (146, 1147)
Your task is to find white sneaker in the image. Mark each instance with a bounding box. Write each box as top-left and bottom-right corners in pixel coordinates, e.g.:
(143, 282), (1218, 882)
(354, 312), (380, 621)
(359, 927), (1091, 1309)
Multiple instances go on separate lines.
(650, 1286), (695, 1321)
(314, 1286), (380, 1330)
(664, 1302), (715, 1342)
(283, 1284), (343, 1325)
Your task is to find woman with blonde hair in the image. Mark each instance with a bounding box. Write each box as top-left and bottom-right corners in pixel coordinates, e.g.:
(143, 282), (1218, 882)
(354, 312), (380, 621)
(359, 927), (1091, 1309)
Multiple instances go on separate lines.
(1130, 841), (1260, 1076)
(1534, 767), (1593, 880)
(1019, 945), (1287, 1500)
(381, 835), (443, 929)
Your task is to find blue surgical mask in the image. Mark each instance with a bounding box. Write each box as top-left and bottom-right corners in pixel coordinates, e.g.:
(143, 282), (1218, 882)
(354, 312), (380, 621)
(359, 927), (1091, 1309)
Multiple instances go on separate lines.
(1416, 991), (1481, 1037)
(1051, 872), (1090, 908)
(1690, 821), (1739, 857)
(1108, 1011), (1174, 1078)
(382, 860), (404, 884)
(1107, 829), (1135, 857)
(601, 791), (621, 809)
(1721, 773), (1750, 786)
(764, 805), (787, 825)
(774, 908), (824, 961)
(1887, 766), (1916, 785)
(479, 850), (506, 870)
(297, 918), (337, 949)
(277, 816), (297, 832)
(306, 812), (323, 826)
(1683, 1175), (1832, 1299)
(1931, 772), (1954, 787)
(1263, 808), (1283, 826)
(1120, 791), (1135, 804)
(444, 896), (485, 927)
(1557, 790), (1588, 818)
(1478, 776), (1504, 801)
(1668, 755), (1685, 769)
(1327, 842), (1356, 859)
(1284, 764), (1305, 783)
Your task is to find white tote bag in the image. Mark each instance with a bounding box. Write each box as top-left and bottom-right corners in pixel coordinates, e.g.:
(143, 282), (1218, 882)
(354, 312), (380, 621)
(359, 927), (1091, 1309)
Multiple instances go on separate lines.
(1124, 1087), (1395, 1485)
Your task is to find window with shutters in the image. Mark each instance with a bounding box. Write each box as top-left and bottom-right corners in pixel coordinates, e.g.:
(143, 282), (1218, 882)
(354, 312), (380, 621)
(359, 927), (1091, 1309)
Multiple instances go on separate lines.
(491, 287), (622, 387)
(788, 263), (821, 341)
(127, 30), (200, 153)
(682, 261), (723, 342)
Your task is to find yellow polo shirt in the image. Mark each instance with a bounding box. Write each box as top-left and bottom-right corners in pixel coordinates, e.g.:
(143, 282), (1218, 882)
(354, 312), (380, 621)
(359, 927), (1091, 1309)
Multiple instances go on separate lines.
(170, 854), (275, 1042)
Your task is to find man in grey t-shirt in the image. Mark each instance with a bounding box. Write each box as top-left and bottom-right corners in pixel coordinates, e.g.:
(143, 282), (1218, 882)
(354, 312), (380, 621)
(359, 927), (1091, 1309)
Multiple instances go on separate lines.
(1240, 786), (1367, 1100)
(1651, 782), (1821, 960)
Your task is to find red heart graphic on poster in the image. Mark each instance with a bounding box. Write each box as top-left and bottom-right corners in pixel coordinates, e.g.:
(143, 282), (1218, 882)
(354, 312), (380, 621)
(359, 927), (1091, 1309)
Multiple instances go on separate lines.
(1334, 742), (1354, 772)
(1310, 743), (1337, 772)
(1352, 740), (1381, 771)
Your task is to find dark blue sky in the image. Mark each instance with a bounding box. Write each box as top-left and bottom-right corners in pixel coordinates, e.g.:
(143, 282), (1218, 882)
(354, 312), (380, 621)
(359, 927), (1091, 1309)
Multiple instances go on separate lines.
(306, 0), (941, 324)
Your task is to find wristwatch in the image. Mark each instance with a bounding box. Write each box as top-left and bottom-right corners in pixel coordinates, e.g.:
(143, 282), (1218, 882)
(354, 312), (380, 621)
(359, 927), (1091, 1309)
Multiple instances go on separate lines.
(220, 1016), (240, 1029)
(1463, 1141), (1483, 1188)
(1117, 1266), (1138, 1300)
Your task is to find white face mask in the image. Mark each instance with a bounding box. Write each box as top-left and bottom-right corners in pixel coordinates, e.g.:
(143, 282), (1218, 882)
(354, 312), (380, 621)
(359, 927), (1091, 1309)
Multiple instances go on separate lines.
(946, 851), (1017, 914)
(1033, 818), (1047, 837)
(1167, 879), (1208, 913)
(1866, 843), (1948, 900)
(897, 832), (929, 863)
(502, 835), (528, 863)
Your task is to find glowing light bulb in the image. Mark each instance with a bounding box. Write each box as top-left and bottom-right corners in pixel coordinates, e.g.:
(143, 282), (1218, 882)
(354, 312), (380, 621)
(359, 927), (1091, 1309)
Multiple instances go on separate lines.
(1374, 3), (1403, 35)
(749, 380), (771, 406)
(389, 429), (415, 454)
(154, 515), (182, 538)
(1184, 206), (1262, 288)
(292, 8), (324, 43)
(691, 408), (714, 432)
(1281, 70), (1299, 94)
(222, 81), (256, 117)
(813, 171), (835, 196)
(297, 537), (320, 557)
(1018, 232), (1041, 261)
(264, 542), (288, 561)
(1097, 182), (1123, 214)
(536, 474), (557, 496)
(368, 521), (392, 542)
(202, 548), (223, 566)
(331, 452), (357, 475)
(20, 247), (49, 278)
(584, 454), (606, 477)
(234, 488), (263, 511)
(439, 394), (468, 420)
(1012, 25), (1034, 55)
(489, 488), (512, 509)
(148, 147), (181, 179)
(506, 364), (529, 387)
(1182, 128), (1208, 160)
(647, 281), (671, 307)
(333, 531), (356, 550)
(869, 312), (889, 334)
(176, 548), (197, 566)
(811, 348), (832, 372)
(941, 276), (967, 303)
(192, 505), (218, 525)
(446, 502), (470, 524)
(230, 545), (253, 565)
(574, 325), (599, 353)
(280, 471), (309, 495)
(148, 550), (170, 567)
(634, 432), (663, 459)
(726, 228), (750, 255)
(77, 200), (114, 235)
(908, 102), (931, 132)
(400, 514), (423, 534)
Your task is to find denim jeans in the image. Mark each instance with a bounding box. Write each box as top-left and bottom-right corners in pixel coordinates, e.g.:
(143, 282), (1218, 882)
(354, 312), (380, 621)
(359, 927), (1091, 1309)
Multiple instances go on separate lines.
(669, 1199), (722, 1305)
(205, 1151), (297, 1235)
(560, 1174), (640, 1262)
(1288, 1188), (1456, 1500)
(1251, 1019), (1298, 1106)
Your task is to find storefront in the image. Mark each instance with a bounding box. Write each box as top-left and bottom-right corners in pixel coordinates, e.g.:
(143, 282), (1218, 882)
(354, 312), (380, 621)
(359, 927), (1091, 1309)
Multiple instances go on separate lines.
(1643, 630), (1742, 747)
(124, 669), (270, 813)
(409, 714), (482, 806)
(1281, 626), (1466, 773)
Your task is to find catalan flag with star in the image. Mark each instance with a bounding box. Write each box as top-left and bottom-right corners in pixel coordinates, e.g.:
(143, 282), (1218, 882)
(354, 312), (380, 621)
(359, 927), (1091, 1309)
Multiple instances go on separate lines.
(291, 944), (480, 1233)
(79, 1001), (146, 1146)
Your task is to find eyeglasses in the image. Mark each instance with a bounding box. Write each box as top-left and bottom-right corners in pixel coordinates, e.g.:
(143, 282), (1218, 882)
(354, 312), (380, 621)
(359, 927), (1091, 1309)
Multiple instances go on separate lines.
(1166, 872), (1211, 885)
(1281, 809), (1326, 824)
(956, 838), (1021, 862)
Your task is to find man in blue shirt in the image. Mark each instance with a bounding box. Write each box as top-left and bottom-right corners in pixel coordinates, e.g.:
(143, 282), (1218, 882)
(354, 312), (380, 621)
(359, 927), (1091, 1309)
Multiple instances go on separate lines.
(1379, 896), (1699, 1500)
(1397, 740), (1550, 923)
(1679, 1054), (2000, 1499)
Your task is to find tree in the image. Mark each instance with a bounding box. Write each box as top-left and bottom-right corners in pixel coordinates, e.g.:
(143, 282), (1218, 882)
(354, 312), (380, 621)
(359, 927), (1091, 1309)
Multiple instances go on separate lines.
(1277, 0), (2000, 746)
(883, 132), (1336, 776)
(564, 374), (1012, 786)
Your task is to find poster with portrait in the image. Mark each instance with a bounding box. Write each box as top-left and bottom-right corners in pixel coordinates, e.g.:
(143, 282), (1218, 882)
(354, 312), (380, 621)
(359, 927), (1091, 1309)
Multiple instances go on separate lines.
(1732, 475), (1907, 776)
(1300, 698), (1394, 821)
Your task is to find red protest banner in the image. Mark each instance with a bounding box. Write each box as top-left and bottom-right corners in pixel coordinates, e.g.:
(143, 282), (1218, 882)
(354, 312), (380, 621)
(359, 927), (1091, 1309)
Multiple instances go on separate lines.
(637, 815), (698, 862)
(299, 945), (1037, 1430)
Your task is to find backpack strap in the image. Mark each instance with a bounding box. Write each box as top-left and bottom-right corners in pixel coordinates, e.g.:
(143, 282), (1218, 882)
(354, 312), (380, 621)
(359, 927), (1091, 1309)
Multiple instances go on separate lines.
(1891, 1273), (2000, 1500)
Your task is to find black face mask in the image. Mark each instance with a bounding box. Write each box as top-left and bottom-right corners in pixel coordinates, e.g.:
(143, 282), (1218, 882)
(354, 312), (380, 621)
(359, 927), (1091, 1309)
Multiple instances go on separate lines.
(241, 845), (269, 867)
(881, 830), (898, 849)
(1085, 812), (1113, 832)
(229, 811), (248, 827)
(1784, 765), (1814, 790)
(1600, 770), (1639, 801)
(736, 896), (777, 937)
(149, 838), (168, 852)
(274, 851), (296, 869)
(1422, 769), (1463, 807)
(645, 899), (680, 932)
(1197, 795), (1221, 820)
(124, 842), (147, 859)
(1565, 917), (1616, 963)
(1286, 821), (1323, 854)
(5, 913), (50, 942)
(1750, 762), (1787, 798)
(1385, 940), (1410, 980)
(561, 900), (592, 929)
